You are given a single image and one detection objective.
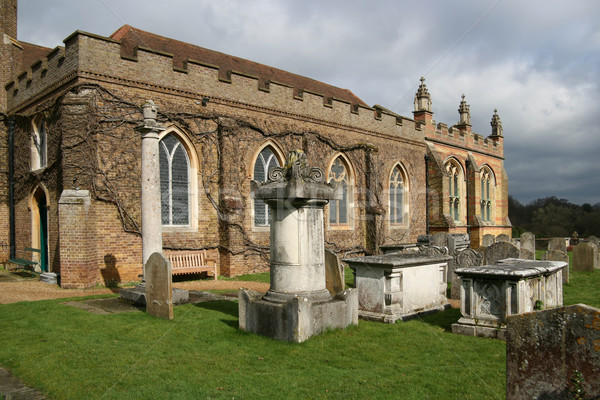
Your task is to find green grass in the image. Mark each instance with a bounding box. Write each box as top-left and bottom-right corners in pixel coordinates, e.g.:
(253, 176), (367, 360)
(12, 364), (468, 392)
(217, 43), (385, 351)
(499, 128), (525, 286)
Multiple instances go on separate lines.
(0, 297), (505, 400)
(0, 260), (597, 399)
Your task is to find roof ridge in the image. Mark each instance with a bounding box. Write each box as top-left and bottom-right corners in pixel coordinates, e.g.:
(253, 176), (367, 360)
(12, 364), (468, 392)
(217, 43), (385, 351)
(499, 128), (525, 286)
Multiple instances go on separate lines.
(108, 25), (368, 107)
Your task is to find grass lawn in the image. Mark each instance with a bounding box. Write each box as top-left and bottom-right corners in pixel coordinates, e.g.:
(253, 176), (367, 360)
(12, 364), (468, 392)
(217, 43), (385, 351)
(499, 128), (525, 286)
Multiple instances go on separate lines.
(0, 257), (597, 399)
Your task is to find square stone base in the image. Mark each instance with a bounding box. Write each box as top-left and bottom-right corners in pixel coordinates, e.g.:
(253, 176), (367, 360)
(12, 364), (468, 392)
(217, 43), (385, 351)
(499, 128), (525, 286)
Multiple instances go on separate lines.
(119, 284), (189, 306)
(238, 288), (358, 343)
(451, 322), (506, 340)
(359, 302), (449, 323)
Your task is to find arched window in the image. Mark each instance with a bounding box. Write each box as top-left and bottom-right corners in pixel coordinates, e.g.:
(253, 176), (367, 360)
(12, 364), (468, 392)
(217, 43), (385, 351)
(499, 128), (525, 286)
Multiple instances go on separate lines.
(445, 160), (462, 222)
(480, 167), (494, 222)
(31, 117), (47, 170)
(389, 164), (407, 225)
(253, 146), (281, 226)
(328, 156), (351, 226)
(160, 134), (190, 226)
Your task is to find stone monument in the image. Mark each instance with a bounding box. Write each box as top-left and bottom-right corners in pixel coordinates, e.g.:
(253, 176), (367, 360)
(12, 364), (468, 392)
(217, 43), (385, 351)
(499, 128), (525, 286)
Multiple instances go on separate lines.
(573, 242), (598, 271)
(238, 150), (358, 342)
(343, 253), (452, 322)
(484, 241), (520, 265)
(452, 258), (566, 339)
(519, 232), (535, 260)
(506, 304), (600, 399)
(542, 250), (570, 283)
(145, 252), (173, 320)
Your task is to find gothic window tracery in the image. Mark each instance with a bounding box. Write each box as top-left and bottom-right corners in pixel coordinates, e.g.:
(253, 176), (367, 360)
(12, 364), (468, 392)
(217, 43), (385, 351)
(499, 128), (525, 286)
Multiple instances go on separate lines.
(31, 117), (47, 170)
(328, 157), (351, 226)
(389, 164), (407, 225)
(253, 146), (281, 226)
(160, 134), (190, 226)
(480, 168), (493, 222)
(446, 160), (462, 221)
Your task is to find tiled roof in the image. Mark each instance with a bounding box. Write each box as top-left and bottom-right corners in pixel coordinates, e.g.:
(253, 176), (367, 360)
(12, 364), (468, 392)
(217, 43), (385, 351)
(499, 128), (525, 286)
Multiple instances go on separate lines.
(20, 41), (52, 71)
(110, 25), (368, 108)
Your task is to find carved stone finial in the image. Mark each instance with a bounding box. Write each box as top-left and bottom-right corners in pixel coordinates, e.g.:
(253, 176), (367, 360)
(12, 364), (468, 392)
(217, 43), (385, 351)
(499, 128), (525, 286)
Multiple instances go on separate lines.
(142, 100), (158, 123)
(458, 94), (471, 125)
(251, 150), (338, 201)
(268, 149), (324, 184)
(490, 108), (503, 137)
(414, 77), (432, 112)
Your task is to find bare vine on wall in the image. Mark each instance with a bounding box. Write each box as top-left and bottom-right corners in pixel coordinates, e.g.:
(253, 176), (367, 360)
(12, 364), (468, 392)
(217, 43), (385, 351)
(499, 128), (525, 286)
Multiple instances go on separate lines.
(16, 83), (402, 260)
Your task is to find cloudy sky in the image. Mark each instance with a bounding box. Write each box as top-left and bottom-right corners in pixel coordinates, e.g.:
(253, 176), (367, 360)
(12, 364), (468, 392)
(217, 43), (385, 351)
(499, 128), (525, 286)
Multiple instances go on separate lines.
(17, 0), (600, 205)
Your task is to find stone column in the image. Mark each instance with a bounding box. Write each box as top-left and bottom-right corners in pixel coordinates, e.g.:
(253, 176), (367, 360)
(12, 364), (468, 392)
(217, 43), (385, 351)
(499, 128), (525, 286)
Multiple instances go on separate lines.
(135, 100), (165, 277)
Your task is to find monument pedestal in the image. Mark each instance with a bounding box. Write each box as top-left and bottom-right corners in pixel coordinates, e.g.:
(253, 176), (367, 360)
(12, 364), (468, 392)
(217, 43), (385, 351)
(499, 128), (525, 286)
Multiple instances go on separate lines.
(239, 289), (357, 343)
(239, 150), (358, 342)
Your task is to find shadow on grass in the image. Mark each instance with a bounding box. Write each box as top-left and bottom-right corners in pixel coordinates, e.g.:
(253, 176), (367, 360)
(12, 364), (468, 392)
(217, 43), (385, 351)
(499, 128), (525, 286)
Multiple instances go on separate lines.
(420, 307), (462, 332)
(193, 300), (238, 317)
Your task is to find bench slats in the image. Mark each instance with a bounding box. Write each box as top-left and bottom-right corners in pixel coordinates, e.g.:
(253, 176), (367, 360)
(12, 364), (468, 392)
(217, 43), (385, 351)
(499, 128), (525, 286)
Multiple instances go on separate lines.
(163, 250), (217, 280)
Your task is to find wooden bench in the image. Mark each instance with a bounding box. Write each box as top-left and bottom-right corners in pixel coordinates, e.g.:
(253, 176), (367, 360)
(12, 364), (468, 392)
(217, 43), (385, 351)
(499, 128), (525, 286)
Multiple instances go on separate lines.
(8, 247), (41, 274)
(164, 250), (217, 280)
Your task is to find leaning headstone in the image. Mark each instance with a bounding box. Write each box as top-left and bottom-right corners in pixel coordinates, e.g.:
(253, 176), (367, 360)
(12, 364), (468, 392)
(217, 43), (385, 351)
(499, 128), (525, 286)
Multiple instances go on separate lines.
(506, 304), (600, 399)
(519, 232), (535, 260)
(145, 252), (173, 320)
(484, 241), (520, 265)
(325, 248), (344, 296)
(496, 234), (510, 243)
(482, 234), (495, 247)
(451, 249), (483, 299)
(572, 242), (598, 272)
(548, 237), (567, 254)
(430, 232), (449, 248)
(588, 235), (599, 246)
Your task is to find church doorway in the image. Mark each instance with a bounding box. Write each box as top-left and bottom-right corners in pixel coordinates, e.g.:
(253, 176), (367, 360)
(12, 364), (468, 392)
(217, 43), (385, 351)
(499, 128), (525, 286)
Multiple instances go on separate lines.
(31, 187), (48, 272)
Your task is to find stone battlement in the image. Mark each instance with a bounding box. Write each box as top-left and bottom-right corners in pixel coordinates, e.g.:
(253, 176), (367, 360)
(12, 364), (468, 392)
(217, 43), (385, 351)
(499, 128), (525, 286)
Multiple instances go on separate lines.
(5, 30), (426, 143)
(428, 121), (504, 157)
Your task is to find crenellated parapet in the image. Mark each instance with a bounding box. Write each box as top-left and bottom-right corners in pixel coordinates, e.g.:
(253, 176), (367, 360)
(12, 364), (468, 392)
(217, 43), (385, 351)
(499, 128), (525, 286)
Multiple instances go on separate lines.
(412, 79), (504, 158)
(5, 30), (426, 144)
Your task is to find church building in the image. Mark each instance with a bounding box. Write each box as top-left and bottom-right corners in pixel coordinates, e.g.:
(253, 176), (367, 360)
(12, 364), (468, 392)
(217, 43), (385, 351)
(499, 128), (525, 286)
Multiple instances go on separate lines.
(0, 0), (510, 288)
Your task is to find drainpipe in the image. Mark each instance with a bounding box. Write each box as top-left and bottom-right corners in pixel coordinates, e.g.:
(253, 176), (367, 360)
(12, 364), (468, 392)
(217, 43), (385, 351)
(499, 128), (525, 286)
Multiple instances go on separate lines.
(424, 153), (430, 235)
(8, 116), (15, 259)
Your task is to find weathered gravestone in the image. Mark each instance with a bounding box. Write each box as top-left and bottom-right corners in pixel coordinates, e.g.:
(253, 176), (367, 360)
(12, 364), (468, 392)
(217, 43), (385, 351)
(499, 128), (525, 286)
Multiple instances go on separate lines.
(542, 250), (570, 283)
(145, 252), (173, 320)
(482, 234), (496, 247)
(448, 233), (470, 255)
(506, 304), (600, 400)
(496, 234), (510, 243)
(572, 242), (598, 272)
(325, 248), (344, 296)
(484, 241), (520, 265)
(519, 232), (535, 260)
(451, 249), (483, 300)
(589, 236), (599, 246)
(430, 232), (449, 248)
(548, 237), (567, 254)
